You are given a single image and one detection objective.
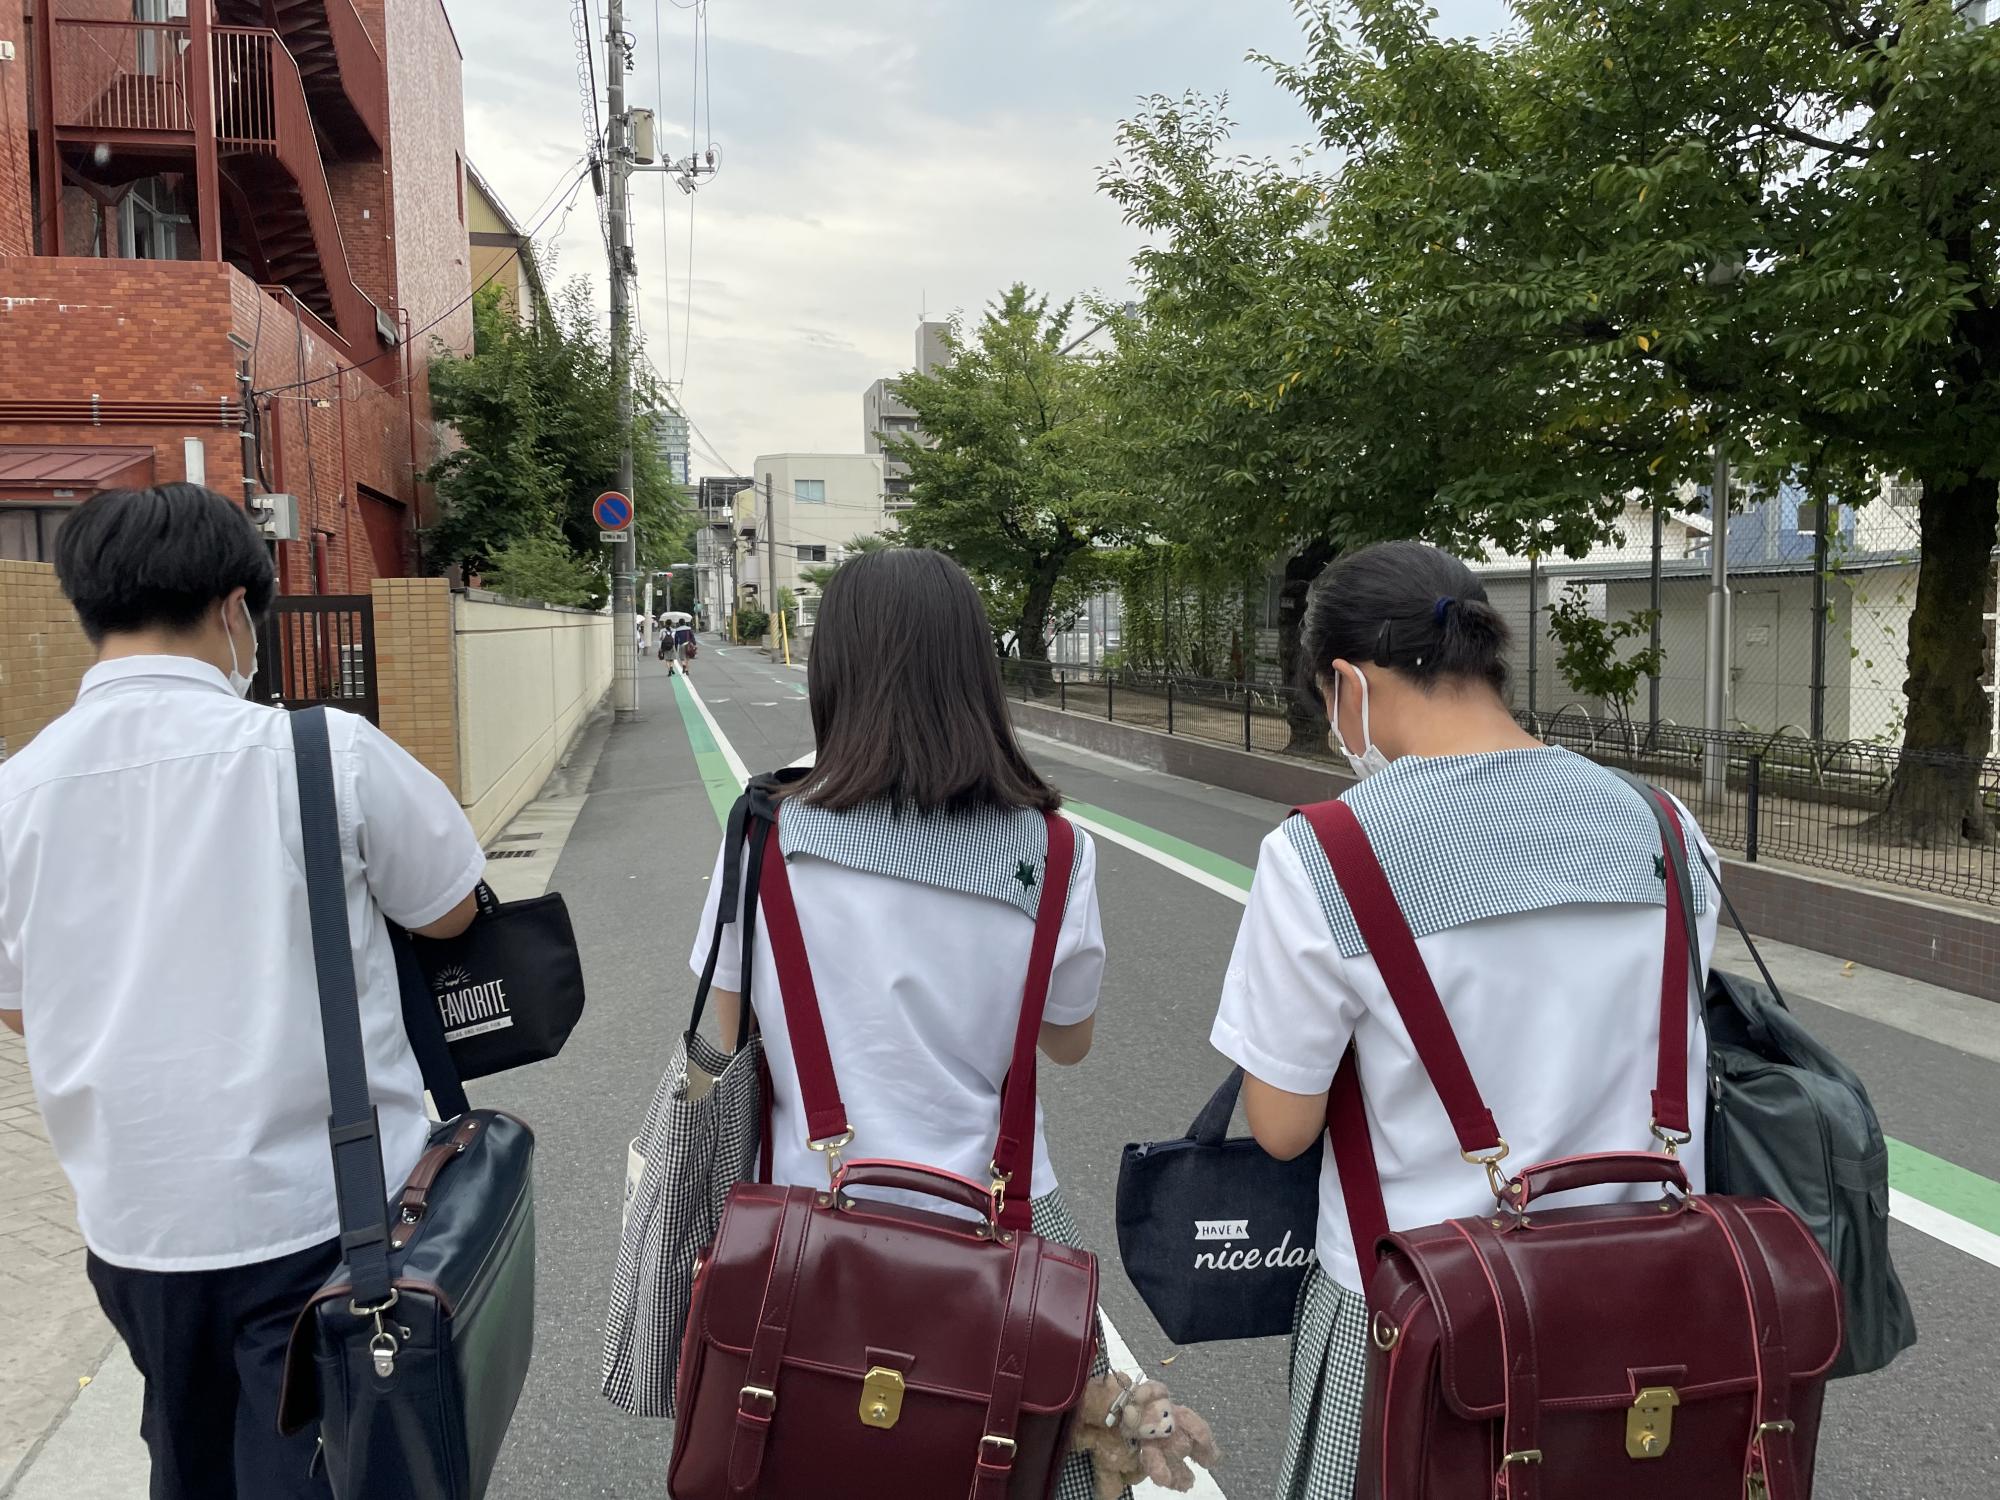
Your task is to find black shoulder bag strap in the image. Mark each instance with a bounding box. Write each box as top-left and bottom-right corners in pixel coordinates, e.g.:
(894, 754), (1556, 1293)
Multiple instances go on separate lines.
(292, 707), (396, 1307)
(1610, 768), (1788, 1005)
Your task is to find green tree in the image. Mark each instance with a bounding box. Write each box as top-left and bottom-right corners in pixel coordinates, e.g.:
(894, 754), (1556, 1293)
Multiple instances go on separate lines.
(1545, 583), (1666, 731)
(891, 286), (1138, 662)
(1102, 90), (1623, 742)
(425, 280), (687, 604)
(481, 535), (599, 608)
(1257, 0), (2000, 840)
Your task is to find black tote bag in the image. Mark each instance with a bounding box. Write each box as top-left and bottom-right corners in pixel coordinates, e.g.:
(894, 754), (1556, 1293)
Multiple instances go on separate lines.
(394, 884), (586, 1099)
(1116, 1067), (1322, 1344)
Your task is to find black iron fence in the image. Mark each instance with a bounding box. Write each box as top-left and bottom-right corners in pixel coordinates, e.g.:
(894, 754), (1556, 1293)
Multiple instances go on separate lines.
(1004, 659), (2000, 906)
(253, 595), (379, 723)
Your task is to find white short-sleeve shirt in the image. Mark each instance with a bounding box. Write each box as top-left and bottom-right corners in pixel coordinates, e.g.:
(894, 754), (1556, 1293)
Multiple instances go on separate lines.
(689, 820), (1105, 1204)
(1211, 792), (1718, 1293)
(0, 656), (488, 1271)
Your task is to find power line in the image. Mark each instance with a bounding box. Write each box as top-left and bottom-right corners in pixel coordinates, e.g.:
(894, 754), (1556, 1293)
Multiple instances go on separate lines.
(253, 161), (592, 398)
(652, 0), (673, 385)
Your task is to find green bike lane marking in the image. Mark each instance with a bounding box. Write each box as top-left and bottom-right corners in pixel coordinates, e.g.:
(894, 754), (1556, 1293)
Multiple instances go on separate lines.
(1064, 787), (2000, 1256)
(669, 673), (744, 826)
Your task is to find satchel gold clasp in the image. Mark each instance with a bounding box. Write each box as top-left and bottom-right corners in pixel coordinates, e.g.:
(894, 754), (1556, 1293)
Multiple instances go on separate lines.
(859, 1366), (905, 1430)
(1626, 1386), (1679, 1459)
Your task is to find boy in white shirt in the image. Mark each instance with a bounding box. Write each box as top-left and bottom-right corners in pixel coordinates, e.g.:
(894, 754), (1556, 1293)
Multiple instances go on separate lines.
(0, 484), (487, 1500)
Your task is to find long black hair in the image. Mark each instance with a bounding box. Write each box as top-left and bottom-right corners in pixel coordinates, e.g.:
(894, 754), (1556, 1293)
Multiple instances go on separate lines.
(801, 548), (1059, 814)
(1297, 541), (1512, 701)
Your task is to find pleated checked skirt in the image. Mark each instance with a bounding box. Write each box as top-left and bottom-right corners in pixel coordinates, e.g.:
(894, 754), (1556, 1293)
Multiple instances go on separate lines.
(1274, 1266), (1370, 1500)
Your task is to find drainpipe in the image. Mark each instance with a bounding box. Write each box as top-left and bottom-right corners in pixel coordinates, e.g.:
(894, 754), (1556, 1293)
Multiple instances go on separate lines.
(398, 306), (421, 535)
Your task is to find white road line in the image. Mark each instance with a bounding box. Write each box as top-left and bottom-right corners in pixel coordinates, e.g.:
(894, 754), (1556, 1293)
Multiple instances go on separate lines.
(690, 708), (1227, 1497)
(1890, 1189), (2000, 1268)
(681, 676), (749, 788)
(1064, 811), (1250, 908)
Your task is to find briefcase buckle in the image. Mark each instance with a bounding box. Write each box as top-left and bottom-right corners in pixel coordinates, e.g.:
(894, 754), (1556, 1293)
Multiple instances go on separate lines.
(1627, 1385), (1679, 1459)
(859, 1366), (905, 1429)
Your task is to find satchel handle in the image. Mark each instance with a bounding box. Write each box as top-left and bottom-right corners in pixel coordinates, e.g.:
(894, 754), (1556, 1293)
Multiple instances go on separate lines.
(1503, 1151), (1690, 1211)
(833, 1159), (1006, 1227)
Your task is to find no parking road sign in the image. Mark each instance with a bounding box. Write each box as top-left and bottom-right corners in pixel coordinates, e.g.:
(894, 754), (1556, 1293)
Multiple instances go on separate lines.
(593, 490), (633, 533)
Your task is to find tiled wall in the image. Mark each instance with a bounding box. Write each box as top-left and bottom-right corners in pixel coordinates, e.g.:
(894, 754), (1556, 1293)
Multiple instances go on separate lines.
(0, 561), (91, 760)
(371, 574), (458, 791)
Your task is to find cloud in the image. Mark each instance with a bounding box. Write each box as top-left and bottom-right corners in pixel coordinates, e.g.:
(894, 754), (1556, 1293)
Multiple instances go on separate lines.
(453, 0), (1512, 479)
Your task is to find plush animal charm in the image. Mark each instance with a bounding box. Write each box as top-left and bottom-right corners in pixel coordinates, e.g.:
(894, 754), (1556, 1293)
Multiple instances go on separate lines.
(1072, 1369), (1221, 1496)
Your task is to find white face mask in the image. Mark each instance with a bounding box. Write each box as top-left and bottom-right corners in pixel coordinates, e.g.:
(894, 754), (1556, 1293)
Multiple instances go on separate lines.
(1329, 668), (1392, 780)
(224, 597), (258, 699)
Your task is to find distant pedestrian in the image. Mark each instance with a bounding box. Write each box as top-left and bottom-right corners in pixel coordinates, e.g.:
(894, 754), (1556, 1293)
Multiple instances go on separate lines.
(0, 485), (486, 1500)
(1208, 541), (1719, 1499)
(635, 612), (648, 658)
(686, 547), (1122, 1500)
(674, 620), (697, 676)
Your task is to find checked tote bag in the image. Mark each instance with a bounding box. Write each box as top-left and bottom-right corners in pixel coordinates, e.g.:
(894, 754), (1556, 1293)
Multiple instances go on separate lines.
(601, 786), (776, 1418)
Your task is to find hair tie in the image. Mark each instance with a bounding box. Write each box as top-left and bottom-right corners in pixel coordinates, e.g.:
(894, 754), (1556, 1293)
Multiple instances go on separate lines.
(1433, 596), (1457, 625)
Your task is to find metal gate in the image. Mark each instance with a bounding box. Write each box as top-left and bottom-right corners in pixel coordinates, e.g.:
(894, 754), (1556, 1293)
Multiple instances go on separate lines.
(253, 595), (378, 723)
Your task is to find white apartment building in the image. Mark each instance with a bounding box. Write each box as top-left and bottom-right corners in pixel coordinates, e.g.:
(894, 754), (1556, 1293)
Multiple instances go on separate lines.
(732, 454), (890, 609)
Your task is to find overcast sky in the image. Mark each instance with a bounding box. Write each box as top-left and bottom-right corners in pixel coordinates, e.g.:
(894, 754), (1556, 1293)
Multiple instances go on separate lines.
(451, 0), (1513, 480)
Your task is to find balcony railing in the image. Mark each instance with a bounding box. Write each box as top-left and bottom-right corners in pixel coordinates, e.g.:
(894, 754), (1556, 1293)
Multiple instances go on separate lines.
(51, 18), (193, 134)
(213, 26), (278, 150)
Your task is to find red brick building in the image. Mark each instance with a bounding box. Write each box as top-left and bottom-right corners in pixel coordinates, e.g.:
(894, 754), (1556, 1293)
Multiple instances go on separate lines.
(0, 0), (473, 593)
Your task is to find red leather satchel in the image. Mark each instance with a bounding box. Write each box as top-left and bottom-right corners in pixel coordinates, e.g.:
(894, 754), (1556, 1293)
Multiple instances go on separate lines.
(1296, 798), (1844, 1500)
(669, 811), (1100, 1500)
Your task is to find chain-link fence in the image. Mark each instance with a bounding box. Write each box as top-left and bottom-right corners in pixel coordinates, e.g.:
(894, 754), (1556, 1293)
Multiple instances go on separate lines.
(1474, 486), (1946, 751)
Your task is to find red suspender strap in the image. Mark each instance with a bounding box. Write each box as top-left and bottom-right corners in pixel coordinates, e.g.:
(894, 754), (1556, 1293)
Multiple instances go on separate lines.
(1642, 787), (1693, 1139)
(1326, 1048), (1389, 1278)
(1294, 801), (1501, 1287)
(1296, 802), (1504, 1155)
(989, 811), (1077, 1232)
(754, 819), (851, 1144)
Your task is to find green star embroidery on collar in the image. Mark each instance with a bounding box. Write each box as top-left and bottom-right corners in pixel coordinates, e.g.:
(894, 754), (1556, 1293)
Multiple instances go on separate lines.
(1015, 859), (1038, 891)
(1653, 853), (1668, 880)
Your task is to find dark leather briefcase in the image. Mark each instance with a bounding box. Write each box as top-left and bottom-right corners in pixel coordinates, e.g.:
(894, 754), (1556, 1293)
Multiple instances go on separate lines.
(278, 708), (537, 1499)
(668, 811), (1099, 1499)
(1295, 798), (1844, 1500)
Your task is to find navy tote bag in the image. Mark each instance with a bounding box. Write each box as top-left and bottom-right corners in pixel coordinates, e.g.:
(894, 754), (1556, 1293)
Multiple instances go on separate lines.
(1116, 1067), (1322, 1344)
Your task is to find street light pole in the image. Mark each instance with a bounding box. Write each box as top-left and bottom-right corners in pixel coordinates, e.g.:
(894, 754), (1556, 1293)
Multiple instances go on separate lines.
(1703, 433), (1732, 804)
(606, 0), (638, 720)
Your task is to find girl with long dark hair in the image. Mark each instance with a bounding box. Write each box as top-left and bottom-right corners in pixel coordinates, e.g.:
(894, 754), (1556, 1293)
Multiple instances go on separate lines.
(689, 548), (1119, 1500)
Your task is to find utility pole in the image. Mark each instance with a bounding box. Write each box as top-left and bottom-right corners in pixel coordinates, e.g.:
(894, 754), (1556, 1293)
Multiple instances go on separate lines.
(1648, 499), (1663, 742)
(605, 0), (639, 719)
(1703, 435), (1732, 805)
(1809, 493), (1830, 741)
(765, 478), (778, 647)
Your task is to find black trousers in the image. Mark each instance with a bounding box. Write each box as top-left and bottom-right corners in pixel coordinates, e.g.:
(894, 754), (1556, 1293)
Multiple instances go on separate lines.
(87, 1237), (340, 1500)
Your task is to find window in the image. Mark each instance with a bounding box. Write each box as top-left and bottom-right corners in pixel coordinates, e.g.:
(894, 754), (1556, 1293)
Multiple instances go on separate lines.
(0, 506), (71, 563)
(455, 154), (465, 226)
(799, 545), (827, 563)
(118, 177), (189, 261)
(795, 479), (826, 503)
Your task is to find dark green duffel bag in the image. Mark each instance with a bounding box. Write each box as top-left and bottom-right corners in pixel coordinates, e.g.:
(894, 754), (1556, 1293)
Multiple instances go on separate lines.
(1624, 772), (1918, 1379)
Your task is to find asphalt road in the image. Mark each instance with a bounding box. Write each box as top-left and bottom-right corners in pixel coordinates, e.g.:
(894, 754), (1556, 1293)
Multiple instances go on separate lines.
(479, 643), (2000, 1500)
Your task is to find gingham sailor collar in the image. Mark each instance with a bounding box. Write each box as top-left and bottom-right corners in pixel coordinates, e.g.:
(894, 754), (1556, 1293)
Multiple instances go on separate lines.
(1285, 745), (1708, 960)
(777, 797), (1064, 918)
